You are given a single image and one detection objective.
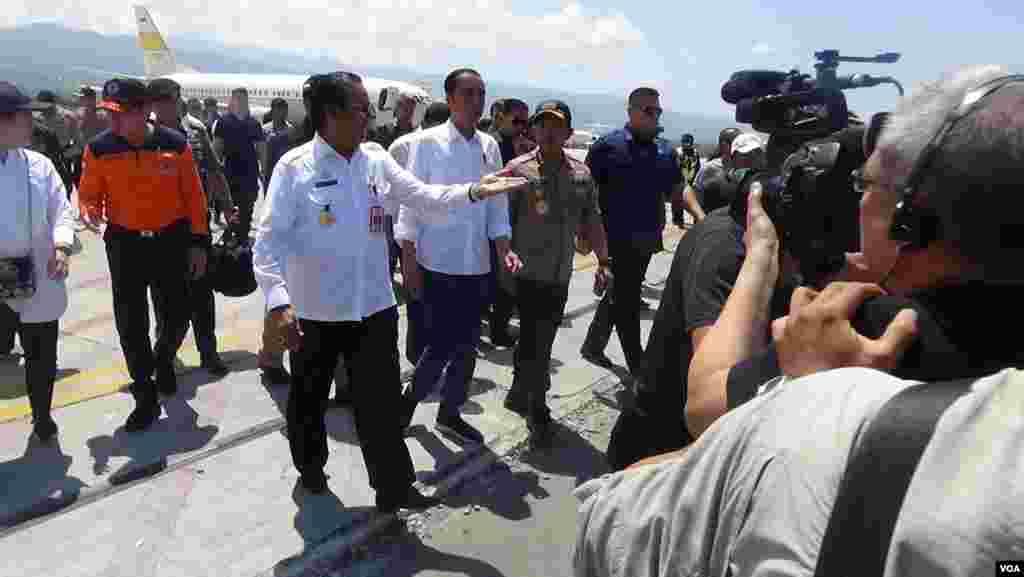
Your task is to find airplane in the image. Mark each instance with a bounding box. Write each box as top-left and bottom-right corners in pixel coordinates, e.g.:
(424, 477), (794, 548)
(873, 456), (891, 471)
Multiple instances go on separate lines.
(133, 5), (433, 129)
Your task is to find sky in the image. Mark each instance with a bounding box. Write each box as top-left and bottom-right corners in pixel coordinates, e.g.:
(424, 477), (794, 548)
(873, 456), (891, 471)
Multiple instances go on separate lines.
(5, 0), (1024, 120)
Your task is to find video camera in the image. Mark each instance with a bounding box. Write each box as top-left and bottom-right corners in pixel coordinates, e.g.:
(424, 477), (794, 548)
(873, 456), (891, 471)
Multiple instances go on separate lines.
(734, 123), (870, 286)
(722, 50), (903, 140)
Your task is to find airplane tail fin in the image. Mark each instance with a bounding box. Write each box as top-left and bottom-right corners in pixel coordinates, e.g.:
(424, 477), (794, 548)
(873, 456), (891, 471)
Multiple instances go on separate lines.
(134, 5), (176, 78)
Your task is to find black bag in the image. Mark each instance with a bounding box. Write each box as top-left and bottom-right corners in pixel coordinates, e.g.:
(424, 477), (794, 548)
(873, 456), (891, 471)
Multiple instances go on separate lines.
(208, 230), (257, 298)
(1, 152), (37, 300)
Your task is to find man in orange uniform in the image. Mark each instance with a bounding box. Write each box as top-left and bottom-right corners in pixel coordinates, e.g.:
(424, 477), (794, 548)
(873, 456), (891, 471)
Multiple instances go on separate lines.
(79, 78), (210, 432)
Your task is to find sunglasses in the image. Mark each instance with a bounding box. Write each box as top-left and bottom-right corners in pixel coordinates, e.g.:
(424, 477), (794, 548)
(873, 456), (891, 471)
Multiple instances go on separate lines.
(633, 106), (663, 118)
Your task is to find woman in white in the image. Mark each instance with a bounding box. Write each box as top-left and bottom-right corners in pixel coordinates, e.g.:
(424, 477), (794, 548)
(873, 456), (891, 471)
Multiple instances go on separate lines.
(0, 82), (75, 443)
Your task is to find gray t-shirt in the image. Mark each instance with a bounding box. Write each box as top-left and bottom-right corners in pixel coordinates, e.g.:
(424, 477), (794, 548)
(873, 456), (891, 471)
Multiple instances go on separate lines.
(573, 367), (1024, 577)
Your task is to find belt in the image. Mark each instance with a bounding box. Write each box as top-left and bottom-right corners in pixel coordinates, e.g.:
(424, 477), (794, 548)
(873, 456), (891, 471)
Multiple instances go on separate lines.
(107, 219), (188, 239)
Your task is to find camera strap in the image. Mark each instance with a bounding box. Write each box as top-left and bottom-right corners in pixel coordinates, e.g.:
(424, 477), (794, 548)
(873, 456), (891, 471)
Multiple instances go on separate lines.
(812, 378), (973, 577)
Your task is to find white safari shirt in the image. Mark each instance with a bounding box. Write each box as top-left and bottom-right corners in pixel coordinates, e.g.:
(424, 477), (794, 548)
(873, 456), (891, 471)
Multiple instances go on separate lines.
(0, 149), (75, 323)
(253, 134), (478, 322)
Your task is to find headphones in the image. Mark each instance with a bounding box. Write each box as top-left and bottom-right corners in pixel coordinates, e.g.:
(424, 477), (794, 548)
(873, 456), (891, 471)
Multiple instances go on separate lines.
(889, 74), (1024, 249)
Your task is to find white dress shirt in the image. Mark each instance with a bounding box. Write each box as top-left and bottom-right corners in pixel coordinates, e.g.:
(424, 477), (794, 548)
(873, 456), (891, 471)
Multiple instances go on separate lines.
(253, 134), (478, 322)
(395, 120), (510, 275)
(0, 149), (75, 323)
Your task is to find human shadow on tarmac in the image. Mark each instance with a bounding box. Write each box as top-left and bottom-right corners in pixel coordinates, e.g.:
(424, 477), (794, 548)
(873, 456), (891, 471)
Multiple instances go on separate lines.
(86, 367), (220, 483)
(517, 421), (609, 487)
(407, 429), (547, 522)
(363, 531), (510, 577)
(0, 438), (87, 528)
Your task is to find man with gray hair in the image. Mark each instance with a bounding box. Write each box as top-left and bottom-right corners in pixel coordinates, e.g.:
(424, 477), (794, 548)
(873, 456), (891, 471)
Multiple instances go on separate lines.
(573, 65), (1024, 577)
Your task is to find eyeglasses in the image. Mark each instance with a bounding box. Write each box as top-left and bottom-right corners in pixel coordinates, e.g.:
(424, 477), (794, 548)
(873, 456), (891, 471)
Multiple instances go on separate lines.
(633, 106), (663, 118)
(851, 168), (881, 194)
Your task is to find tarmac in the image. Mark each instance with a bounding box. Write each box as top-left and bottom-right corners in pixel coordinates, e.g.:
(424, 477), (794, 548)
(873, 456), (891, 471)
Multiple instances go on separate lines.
(0, 197), (685, 577)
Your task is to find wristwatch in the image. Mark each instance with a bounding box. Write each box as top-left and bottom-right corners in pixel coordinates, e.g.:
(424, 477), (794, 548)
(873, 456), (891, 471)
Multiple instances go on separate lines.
(468, 184), (481, 203)
(55, 244), (73, 257)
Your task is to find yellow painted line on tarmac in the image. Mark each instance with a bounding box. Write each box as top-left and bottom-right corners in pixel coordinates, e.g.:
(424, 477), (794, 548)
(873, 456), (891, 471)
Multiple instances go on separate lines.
(0, 226), (687, 423)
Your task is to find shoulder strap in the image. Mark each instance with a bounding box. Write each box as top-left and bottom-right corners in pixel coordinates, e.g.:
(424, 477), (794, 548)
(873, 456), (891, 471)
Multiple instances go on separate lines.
(813, 378), (974, 577)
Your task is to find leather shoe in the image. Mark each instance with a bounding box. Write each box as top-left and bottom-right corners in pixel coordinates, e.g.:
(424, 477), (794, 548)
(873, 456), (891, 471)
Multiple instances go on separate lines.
(32, 418), (59, 443)
(580, 346), (614, 369)
(201, 354), (230, 377)
(300, 472), (328, 494)
(156, 368), (177, 397)
(376, 486), (441, 514)
(260, 365), (291, 386)
(125, 404), (160, 432)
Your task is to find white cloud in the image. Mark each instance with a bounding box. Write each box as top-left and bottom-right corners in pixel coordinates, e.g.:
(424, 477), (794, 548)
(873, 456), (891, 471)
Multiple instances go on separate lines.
(751, 42), (777, 55)
(3, 1), (656, 91)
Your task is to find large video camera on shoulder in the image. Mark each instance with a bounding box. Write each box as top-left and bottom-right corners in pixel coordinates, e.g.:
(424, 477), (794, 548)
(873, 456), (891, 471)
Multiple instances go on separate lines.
(722, 50), (903, 141)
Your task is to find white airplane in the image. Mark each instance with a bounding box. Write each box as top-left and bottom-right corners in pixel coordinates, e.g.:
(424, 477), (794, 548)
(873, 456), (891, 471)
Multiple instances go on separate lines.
(133, 5), (433, 128)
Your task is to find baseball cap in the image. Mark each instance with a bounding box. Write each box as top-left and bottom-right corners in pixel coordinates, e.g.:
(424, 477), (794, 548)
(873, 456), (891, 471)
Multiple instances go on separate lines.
(98, 78), (149, 113)
(0, 82), (50, 114)
(147, 78), (181, 101)
(731, 132), (763, 155)
(530, 99), (572, 128)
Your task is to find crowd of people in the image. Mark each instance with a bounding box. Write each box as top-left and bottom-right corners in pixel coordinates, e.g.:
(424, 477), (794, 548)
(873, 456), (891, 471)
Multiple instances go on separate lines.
(3, 60), (1023, 573)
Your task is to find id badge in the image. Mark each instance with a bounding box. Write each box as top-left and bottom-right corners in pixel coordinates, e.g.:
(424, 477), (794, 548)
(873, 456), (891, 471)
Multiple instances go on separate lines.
(369, 205), (385, 234)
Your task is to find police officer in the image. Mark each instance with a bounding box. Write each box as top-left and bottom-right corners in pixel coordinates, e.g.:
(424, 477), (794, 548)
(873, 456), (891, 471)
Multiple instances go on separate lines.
(148, 77), (232, 376)
(252, 71), (527, 504)
(79, 78), (210, 432)
(675, 133), (701, 226)
(499, 100), (611, 446)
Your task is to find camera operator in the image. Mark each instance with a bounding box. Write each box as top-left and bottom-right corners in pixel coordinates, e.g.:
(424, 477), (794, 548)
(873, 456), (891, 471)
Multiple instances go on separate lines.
(686, 65), (1024, 441)
(572, 65), (1024, 577)
(691, 127), (740, 213)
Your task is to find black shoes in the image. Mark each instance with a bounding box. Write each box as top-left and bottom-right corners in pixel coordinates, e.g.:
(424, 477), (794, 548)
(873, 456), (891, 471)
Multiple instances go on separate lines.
(260, 365), (291, 386)
(299, 471), (329, 494)
(436, 414), (484, 445)
(580, 346), (614, 369)
(490, 330), (518, 348)
(527, 413), (555, 448)
(156, 368), (178, 397)
(503, 393), (529, 418)
(376, 486), (442, 514)
(201, 354), (230, 377)
(32, 418), (58, 443)
(125, 404), (160, 432)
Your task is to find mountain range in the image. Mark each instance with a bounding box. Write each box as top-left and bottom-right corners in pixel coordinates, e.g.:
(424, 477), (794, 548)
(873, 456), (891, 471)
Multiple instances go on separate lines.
(0, 22), (739, 143)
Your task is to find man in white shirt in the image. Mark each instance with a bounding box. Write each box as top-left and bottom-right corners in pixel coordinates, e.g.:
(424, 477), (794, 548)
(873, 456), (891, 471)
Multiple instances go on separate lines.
(396, 69), (522, 446)
(390, 101), (450, 366)
(252, 72), (527, 508)
(0, 81), (75, 443)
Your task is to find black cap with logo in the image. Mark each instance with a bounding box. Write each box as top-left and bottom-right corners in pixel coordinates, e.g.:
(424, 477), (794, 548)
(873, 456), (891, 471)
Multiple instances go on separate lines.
(530, 99), (572, 128)
(98, 78), (150, 113)
(0, 82), (50, 114)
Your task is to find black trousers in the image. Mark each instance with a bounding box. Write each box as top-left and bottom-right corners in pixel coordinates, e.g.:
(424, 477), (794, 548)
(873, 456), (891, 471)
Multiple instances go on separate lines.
(583, 244), (653, 374)
(287, 306), (415, 499)
(153, 272), (218, 360)
(229, 185), (258, 243)
(1, 303), (59, 424)
(486, 240), (515, 336)
(104, 220), (191, 407)
(508, 279), (570, 420)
